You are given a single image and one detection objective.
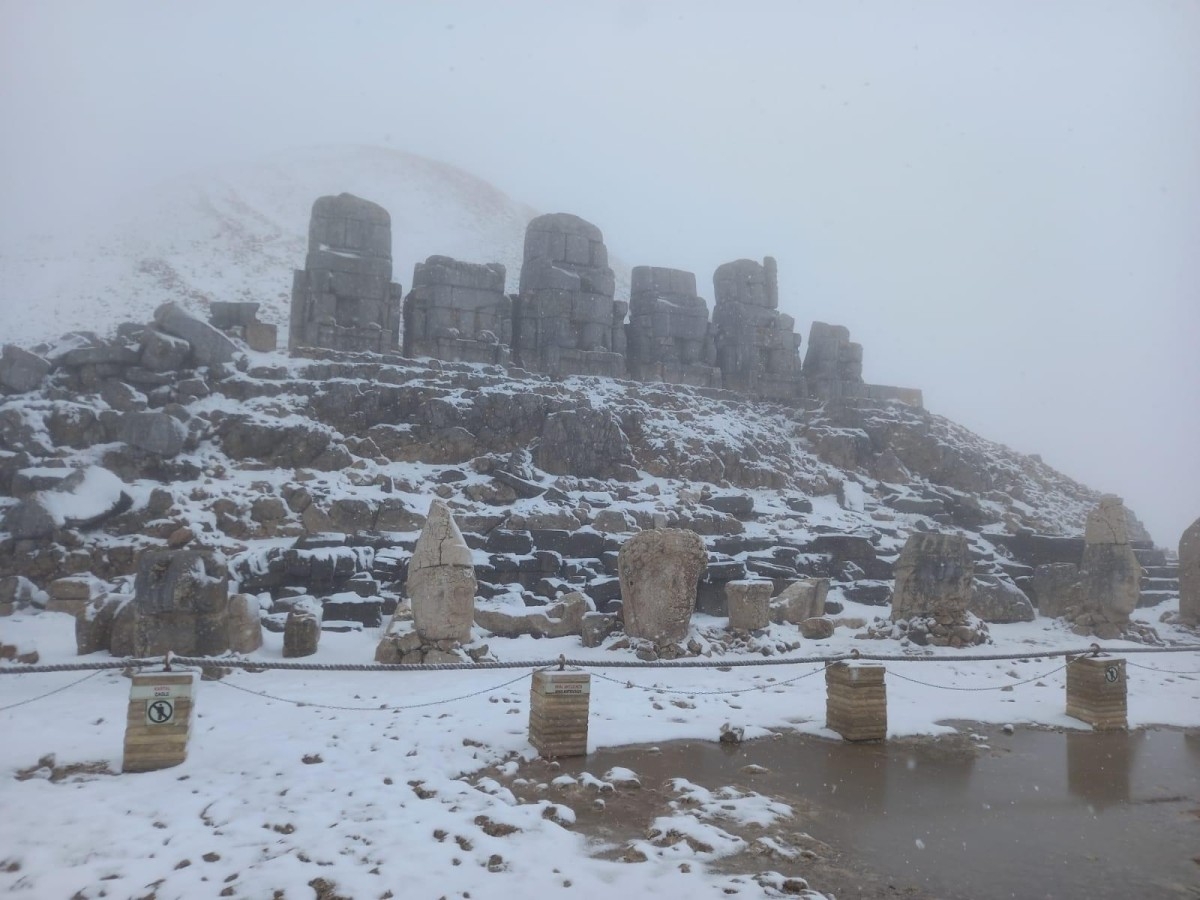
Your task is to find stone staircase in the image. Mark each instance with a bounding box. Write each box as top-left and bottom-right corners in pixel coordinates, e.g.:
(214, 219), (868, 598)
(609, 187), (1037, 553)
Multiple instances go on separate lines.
(1133, 543), (1180, 608)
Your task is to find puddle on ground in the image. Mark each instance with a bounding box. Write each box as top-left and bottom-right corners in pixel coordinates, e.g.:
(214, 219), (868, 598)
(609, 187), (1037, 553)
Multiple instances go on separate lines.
(489, 726), (1200, 899)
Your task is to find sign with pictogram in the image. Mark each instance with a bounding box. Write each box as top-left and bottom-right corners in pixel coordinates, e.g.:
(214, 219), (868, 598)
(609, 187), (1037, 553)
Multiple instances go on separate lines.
(146, 698), (175, 725)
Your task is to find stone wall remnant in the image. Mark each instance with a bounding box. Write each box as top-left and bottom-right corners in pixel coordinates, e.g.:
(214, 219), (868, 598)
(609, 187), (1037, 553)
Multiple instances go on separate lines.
(710, 257), (805, 400)
(404, 256), (511, 364)
(1180, 517), (1200, 625)
(514, 213), (626, 378)
(407, 499), (476, 643)
(803, 321), (865, 402)
(289, 193), (402, 354)
(618, 528), (706, 644)
(1068, 496), (1142, 638)
(625, 266), (720, 387)
(726, 580), (771, 631)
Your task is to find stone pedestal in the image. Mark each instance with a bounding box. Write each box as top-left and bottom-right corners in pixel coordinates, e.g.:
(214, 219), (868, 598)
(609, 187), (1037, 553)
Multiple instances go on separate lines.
(529, 669), (591, 758)
(122, 671), (196, 773)
(726, 580), (771, 631)
(1065, 656), (1127, 730)
(825, 662), (887, 741)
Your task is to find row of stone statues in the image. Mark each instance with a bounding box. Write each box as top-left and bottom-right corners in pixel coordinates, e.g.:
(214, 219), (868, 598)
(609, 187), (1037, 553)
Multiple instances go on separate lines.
(289, 193), (921, 405)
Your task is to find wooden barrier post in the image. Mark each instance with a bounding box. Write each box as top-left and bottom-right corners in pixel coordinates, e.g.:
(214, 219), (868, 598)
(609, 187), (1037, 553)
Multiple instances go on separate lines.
(122, 670), (197, 773)
(1065, 656), (1127, 730)
(529, 669), (590, 758)
(825, 662), (887, 741)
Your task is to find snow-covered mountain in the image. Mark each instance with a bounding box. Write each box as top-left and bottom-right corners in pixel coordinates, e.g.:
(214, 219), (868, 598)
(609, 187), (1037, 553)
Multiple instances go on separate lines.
(2, 145), (633, 347)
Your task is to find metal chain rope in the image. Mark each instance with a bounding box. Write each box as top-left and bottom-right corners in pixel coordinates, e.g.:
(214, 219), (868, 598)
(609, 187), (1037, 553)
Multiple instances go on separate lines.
(0, 670), (104, 712)
(208, 670), (533, 711)
(1122, 659), (1200, 676)
(882, 658), (1080, 692)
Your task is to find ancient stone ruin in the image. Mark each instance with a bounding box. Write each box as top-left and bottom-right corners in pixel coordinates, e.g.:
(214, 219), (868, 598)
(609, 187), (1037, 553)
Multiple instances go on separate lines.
(710, 257), (806, 400)
(131, 549), (231, 657)
(625, 266), (719, 387)
(803, 321), (863, 401)
(618, 528), (706, 646)
(1179, 517), (1199, 626)
(887, 532), (988, 646)
(289, 193), (402, 354)
(403, 256), (510, 365)
(1066, 495), (1144, 638)
(514, 213), (626, 378)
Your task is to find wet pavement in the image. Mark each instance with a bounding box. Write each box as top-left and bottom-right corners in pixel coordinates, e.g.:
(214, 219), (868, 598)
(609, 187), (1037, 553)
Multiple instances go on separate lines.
(503, 726), (1200, 899)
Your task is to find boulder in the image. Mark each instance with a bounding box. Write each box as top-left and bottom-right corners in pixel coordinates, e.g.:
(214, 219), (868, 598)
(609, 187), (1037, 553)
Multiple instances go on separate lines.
(618, 528), (706, 643)
(1032, 563), (1079, 619)
(968, 575), (1035, 623)
(2, 497), (57, 540)
(283, 607), (321, 658)
(154, 302), (237, 366)
(0, 575), (47, 616)
(120, 411), (187, 457)
(726, 580), (772, 631)
(891, 533), (974, 622)
(770, 578), (830, 624)
(581, 611), (618, 647)
(1181, 517), (1200, 625)
(799, 617), (835, 640)
(0, 344), (51, 393)
(139, 328), (191, 373)
(407, 499), (476, 643)
(131, 549), (231, 657)
(474, 592), (588, 639)
(534, 407), (635, 479)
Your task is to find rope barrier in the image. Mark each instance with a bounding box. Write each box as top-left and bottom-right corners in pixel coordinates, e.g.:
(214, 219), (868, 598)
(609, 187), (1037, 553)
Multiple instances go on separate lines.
(590, 663), (829, 696)
(883, 659), (1079, 692)
(1, 643), (1197, 676)
(0, 670), (104, 712)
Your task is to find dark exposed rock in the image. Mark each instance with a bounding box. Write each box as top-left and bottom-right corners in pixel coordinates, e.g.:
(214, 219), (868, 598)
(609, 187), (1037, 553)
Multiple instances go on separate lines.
(535, 407), (635, 479)
(120, 411), (187, 457)
(132, 550), (231, 657)
(154, 302), (237, 366)
(803, 322), (864, 401)
(0, 345), (51, 393)
(968, 575), (1035, 623)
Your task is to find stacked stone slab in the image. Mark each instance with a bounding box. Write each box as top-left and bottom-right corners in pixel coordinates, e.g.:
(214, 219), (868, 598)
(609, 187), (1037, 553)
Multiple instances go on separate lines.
(122, 671), (196, 773)
(528, 669), (591, 758)
(514, 213), (626, 378)
(803, 321), (865, 401)
(710, 257), (805, 400)
(825, 662), (887, 741)
(404, 256), (511, 365)
(1065, 656), (1127, 730)
(1180, 517), (1200, 625)
(625, 266), (720, 387)
(289, 193), (402, 354)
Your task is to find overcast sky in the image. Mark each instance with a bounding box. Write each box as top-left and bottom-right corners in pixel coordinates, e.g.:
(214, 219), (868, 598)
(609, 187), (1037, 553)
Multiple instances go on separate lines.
(2, 1), (1197, 545)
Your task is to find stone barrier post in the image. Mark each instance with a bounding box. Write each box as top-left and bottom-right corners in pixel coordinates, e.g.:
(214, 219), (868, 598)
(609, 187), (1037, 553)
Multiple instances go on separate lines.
(122, 670), (197, 773)
(825, 662), (887, 741)
(529, 668), (591, 758)
(1065, 656), (1127, 730)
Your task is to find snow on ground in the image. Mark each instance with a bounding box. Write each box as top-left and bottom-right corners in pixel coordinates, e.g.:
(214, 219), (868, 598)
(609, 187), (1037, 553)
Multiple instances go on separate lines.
(2, 602), (1197, 899)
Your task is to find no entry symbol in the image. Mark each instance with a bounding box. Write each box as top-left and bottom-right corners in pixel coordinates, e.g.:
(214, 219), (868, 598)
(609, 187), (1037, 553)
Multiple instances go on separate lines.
(147, 699), (175, 725)
(1104, 666), (1119, 684)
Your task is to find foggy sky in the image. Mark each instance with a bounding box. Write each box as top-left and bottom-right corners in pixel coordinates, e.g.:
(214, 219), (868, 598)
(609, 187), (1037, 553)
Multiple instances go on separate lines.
(2, 1), (1197, 545)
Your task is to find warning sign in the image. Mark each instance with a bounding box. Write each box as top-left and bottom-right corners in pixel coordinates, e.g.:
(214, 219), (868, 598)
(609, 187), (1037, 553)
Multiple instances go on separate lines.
(1104, 665), (1120, 684)
(146, 698), (175, 725)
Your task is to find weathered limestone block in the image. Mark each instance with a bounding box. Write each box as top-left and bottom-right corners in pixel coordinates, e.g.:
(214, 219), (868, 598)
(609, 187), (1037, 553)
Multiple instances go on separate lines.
(710, 256), (804, 400)
(1069, 497), (1141, 630)
(534, 407), (635, 480)
(474, 592), (588, 639)
(122, 671), (196, 773)
(283, 608), (320, 658)
(47, 574), (108, 617)
(1180, 517), (1200, 625)
(289, 193), (402, 354)
(803, 321), (865, 402)
(404, 255), (511, 364)
(120, 411), (187, 457)
(891, 533), (973, 623)
(770, 578), (830, 624)
(0, 344), (51, 393)
(968, 575), (1035, 623)
(139, 328), (191, 373)
(0, 575), (46, 616)
(800, 616), (836, 639)
(626, 266), (720, 387)
(726, 580), (772, 631)
(1032, 563), (1079, 619)
(2, 497), (57, 540)
(618, 528), (706, 643)
(132, 550), (230, 657)
(1084, 494), (1130, 544)
(154, 302), (237, 366)
(826, 662), (887, 741)
(407, 499), (476, 643)
(515, 213), (625, 378)
(227, 593), (263, 654)
(76, 595), (129, 655)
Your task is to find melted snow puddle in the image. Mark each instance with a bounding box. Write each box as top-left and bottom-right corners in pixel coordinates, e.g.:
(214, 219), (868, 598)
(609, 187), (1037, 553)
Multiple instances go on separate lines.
(491, 726), (1200, 899)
